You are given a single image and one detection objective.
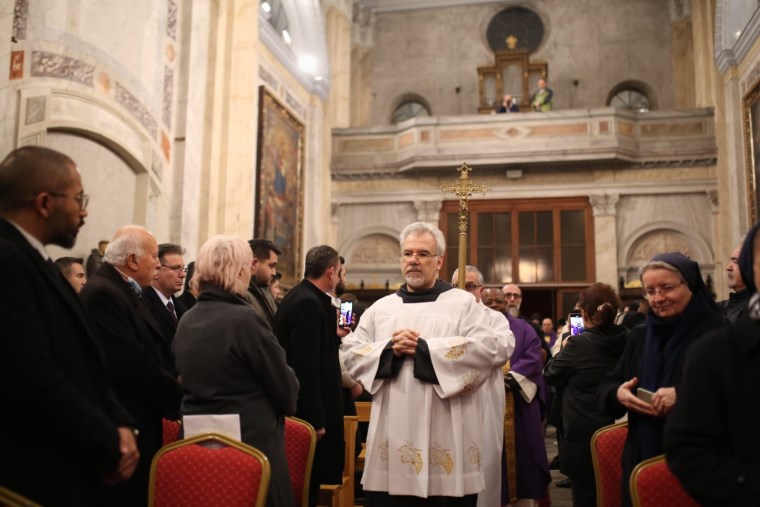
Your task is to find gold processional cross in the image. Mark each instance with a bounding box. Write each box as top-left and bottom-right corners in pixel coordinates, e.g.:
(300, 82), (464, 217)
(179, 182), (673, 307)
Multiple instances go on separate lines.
(439, 163), (488, 288)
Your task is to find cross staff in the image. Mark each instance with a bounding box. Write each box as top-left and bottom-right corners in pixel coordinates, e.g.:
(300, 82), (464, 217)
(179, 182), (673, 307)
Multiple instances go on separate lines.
(439, 163), (488, 288)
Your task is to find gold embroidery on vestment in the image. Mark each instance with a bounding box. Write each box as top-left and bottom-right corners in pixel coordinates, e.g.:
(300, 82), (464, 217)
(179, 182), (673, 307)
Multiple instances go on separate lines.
(459, 371), (480, 394)
(445, 338), (467, 359)
(379, 440), (389, 462)
(430, 443), (454, 474)
(399, 443), (423, 474)
(350, 344), (374, 364)
(467, 444), (480, 466)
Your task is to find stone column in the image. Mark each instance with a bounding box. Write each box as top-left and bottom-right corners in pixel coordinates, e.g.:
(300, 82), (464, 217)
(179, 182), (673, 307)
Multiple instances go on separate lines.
(324, 0), (352, 128)
(589, 194), (620, 288)
(351, 3), (375, 127)
(202, 0), (259, 241)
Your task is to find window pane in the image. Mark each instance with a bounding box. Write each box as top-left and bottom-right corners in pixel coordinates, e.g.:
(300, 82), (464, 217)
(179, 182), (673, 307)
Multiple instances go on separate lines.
(518, 246), (537, 283)
(519, 212), (535, 244)
(560, 210), (586, 281)
(537, 211), (552, 244)
(562, 246), (587, 281)
(478, 214), (494, 243)
(495, 213), (511, 243)
(536, 246), (554, 282)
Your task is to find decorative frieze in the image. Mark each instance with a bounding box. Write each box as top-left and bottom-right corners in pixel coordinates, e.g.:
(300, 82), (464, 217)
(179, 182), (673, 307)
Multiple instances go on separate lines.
(12, 0), (28, 41)
(31, 51), (94, 87)
(589, 194), (620, 217)
(115, 82), (158, 139)
(163, 67), (174, 128)
(166, 0), (178, 41)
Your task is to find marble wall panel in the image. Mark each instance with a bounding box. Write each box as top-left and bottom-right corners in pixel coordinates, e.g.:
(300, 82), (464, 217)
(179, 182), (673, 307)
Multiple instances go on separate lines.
(163, 66), (174, 128)
(10, 51), (24, 80)
(31, 51), (94, 86)
(12, 0), (27, 41)
(114, 82), (158, 139)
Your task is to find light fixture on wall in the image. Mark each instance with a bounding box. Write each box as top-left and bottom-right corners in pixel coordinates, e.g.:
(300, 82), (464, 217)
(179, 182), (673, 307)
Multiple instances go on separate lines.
(282, 30), (292, 44)
(261, 1), (271, 13)
(298, 55), (316, 74)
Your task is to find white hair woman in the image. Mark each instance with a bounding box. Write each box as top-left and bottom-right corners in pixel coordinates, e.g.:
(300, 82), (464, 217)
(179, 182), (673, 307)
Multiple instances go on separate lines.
(173, 235), (299, 507)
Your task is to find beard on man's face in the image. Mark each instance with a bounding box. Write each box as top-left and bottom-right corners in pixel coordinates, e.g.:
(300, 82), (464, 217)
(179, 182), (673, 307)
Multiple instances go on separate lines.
(506, 304), (520, 317)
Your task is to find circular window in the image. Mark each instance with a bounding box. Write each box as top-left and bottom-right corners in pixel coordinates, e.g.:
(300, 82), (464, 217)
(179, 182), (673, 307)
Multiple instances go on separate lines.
(392, 101), (430, 124)
(486, 7), (545, 53)
(609, 89), (650, 113)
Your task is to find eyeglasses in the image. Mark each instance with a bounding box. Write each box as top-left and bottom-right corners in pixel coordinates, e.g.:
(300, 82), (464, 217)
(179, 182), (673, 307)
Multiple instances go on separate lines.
(161, 264), (188, 274)
(453, 282), (482, 292)
(400, 250), (438, 263)
(643, 281), (684, 299)
(504, 292), (522, 300)
(49, 192), (89, 210)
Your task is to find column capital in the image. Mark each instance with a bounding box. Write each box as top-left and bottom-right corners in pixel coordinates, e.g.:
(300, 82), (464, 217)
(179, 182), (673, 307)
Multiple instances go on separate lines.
(589, 193), (620, 217)
(414, 200), (443, 222)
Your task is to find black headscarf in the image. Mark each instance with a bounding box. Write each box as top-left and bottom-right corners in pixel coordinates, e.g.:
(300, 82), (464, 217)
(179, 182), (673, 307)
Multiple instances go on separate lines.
(738, 222), (760, 294)
(638, 252), (718, 458)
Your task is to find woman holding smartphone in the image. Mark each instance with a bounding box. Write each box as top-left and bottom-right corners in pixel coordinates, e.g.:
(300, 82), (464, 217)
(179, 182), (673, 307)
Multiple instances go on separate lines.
(544, 283), (627, 507)
(597, 252), (723, 507)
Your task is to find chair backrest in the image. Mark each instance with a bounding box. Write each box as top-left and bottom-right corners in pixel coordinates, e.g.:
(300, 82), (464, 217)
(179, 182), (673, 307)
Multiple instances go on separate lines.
(284, 416), (317, 507)
(355, 401), (371, 423)
(148, 432), (270, 507)
(630, 455), (700, 507)
(162, 418), (182, 446)
(591, 421), (628, 507)
(0, 486), (41, 507)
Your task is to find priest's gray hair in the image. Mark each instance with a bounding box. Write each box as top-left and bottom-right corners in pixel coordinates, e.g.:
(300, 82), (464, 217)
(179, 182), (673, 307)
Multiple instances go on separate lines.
(451, 265), (484, 285)
(104, 225), (153, 266)
(399, 222), (446, 256)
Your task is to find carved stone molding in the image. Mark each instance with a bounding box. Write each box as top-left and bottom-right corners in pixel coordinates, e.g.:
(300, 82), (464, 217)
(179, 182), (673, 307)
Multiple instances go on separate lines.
(352, 3), (375, 48)
(351, 234), (399, 265)
(414, 200), (442, 222)
(629, 231), (693, 265)
(706, 190), (719, 214)
(589, 194), (620, 217)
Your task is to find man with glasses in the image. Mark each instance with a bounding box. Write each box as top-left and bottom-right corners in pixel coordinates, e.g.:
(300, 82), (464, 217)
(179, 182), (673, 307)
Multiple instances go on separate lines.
(145, 243), (187, 352)
(343, 222), (514, 506)
(0, 146), (138, 505)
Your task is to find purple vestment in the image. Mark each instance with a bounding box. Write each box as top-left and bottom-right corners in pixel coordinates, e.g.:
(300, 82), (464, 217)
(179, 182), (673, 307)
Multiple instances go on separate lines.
(501, 313), (551, 502)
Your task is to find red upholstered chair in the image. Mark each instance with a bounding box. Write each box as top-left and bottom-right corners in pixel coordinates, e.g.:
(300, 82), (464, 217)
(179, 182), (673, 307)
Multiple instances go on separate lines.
(162, 418), (181, 446)
(284, 416), (317, 507)
(148, 432), (270, 507)
(629, 455), (700, 507)
(591, 421), (628, 507)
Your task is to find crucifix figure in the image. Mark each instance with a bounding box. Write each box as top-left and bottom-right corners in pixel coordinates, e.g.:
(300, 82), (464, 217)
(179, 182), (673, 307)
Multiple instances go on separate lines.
(439, 163), (488, 288)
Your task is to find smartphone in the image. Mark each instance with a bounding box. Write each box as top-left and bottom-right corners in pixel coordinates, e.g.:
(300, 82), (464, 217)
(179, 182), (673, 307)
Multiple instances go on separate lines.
(339, 300), (353, 328)
(637, 388), (655, 404)
(569, 312), (584, 336)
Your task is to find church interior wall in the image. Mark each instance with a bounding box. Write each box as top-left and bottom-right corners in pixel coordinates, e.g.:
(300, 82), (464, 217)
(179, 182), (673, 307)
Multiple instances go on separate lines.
(366, 0), (675, 125)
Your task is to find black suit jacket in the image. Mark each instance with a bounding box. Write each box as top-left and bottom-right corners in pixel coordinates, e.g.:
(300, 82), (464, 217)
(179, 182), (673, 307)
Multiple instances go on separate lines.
(80, 263), (182, 503)
(144, 286), (185, 350)
(275, 279), (344, 489)
(0, 218), (134, 506)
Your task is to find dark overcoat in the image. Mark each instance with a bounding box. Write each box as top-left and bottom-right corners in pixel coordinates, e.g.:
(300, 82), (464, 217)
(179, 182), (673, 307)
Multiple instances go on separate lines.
(275, 279), (345, 495)
(80, 262), (182, 505)
(0, 218), (133, 505)
(173, 287), (299, 507)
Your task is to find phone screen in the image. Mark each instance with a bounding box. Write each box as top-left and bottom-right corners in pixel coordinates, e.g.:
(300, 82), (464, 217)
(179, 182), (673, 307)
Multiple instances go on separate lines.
(339, 300), (353, 328)
(569, 313), (584, 336)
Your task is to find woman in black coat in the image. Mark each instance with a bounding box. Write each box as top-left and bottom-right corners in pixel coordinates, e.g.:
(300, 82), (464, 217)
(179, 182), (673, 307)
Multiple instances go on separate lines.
(665, 223), (760, 506)
(544, 283), (627, 507)
(173, 235), (300, 507)
(597, 252), (723, 507)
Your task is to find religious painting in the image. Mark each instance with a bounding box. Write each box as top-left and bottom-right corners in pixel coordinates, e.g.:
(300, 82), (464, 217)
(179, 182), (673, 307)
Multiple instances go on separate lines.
(743, 78), (760, 224)
(255, 86), (304, 287)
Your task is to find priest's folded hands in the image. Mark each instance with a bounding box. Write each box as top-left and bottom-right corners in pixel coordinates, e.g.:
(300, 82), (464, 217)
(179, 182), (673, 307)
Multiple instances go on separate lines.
(391, 328), (420, 356)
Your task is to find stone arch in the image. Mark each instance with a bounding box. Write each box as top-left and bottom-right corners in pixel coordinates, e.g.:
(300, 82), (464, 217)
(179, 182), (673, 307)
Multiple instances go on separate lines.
(606, 79), (658, 110)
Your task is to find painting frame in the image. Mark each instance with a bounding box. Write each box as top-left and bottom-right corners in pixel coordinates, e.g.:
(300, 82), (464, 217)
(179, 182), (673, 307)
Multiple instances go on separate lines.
(254, 85), (305, 288)
(743, 77), (760, 224)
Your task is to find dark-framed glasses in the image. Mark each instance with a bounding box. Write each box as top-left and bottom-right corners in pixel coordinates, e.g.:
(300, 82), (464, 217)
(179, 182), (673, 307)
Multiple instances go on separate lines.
(400, 250), (437, 263)
(161, 264), (188, 274)
(49, 191), (89, 210)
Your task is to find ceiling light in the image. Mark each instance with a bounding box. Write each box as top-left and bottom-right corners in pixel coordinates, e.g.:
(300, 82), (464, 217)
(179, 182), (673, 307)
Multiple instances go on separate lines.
(299, 55), (316, 73)
(282, 30), (291, 44)
(261, 1), (271, 13)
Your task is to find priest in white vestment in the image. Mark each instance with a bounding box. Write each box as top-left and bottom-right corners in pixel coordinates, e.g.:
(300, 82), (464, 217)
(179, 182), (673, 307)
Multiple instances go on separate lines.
(343, 222), (514, 507)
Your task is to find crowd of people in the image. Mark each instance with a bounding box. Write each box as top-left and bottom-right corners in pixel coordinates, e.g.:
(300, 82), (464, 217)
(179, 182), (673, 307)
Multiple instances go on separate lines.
(1, 144), (758, 507)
